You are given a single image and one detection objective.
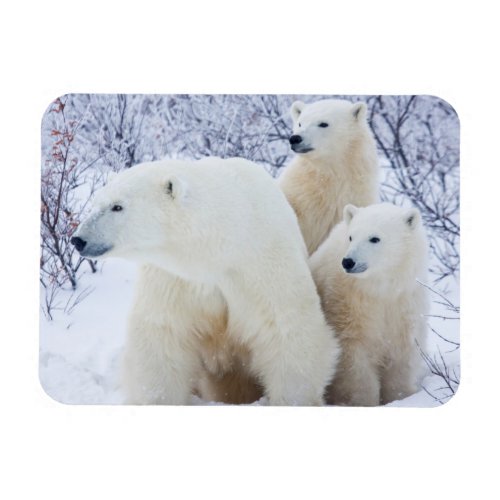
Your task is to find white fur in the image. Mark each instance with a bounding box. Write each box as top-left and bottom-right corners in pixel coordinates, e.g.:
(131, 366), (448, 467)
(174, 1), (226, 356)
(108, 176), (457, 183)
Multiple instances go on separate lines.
(75, 157), (339, 405)
(310, 203), (429, 406)
(279, 98), (380, 255)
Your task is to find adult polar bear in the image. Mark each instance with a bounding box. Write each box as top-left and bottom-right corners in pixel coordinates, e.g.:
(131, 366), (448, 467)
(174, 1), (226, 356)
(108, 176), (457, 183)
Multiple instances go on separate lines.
(72, 157), (339, 405)
(310, 203), (429, 406)
(279, 99), (380, 255)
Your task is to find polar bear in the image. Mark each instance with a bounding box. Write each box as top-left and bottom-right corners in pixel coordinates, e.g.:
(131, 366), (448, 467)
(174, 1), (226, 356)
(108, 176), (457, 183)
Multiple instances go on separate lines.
(310, 203), (429, 406)
(279, 98), (380, 255)
(72, 157), (339, 405)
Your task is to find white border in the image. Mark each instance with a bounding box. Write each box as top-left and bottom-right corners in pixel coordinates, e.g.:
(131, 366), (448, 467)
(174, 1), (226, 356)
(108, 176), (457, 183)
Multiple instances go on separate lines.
(2, 1), (498, 498)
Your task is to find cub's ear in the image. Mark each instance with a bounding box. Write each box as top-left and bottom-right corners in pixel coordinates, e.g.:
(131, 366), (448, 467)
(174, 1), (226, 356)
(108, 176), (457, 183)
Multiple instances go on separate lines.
(405, 208), (421, 229)
(165, 175), (188, 201)
(343, 204), (359, 223)
(290, 100), (305, 122)
(352, 102), (367, 121)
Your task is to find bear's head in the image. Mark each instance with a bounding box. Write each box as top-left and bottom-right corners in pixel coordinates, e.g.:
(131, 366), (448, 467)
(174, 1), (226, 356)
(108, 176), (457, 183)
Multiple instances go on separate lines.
(71, 162), (189, 263)
(288, 99), (369, 161)
(340, 203), (425, 282)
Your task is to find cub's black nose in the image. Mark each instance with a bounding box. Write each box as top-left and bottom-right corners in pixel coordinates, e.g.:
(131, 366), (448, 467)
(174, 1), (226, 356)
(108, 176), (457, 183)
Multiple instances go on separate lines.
(289, 134), (303, 145)
(342, 258), (355, 271)
(70, 236), (87, 252)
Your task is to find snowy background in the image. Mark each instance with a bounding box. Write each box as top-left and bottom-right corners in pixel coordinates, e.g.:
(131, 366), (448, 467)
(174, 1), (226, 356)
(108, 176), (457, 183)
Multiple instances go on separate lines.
(39, 94), (460, 406)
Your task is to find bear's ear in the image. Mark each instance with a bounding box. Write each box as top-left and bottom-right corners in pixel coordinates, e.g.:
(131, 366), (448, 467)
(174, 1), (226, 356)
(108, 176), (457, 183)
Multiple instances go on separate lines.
(165, 175), (188, 201)
(343, 204), (359, 223)
(290, 100), (305, 122)
(352, 102), (367, 121)
(404, 208), (421, 229)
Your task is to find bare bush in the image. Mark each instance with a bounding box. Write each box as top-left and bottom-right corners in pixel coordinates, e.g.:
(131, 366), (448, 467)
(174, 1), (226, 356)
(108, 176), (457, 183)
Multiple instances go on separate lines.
(159, 94), (293, 175)
(76, 94), (169, 170)
(367, 95), (460, 280)
(419, 347), (460, 405)
(40, 97), (102, 318)
(416, 280), (460, 404)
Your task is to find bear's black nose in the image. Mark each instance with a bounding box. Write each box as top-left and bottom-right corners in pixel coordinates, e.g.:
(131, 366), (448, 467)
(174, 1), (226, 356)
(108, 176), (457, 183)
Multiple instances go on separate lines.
(71, 236), (87, 252)
(289, 135), (303, 145)
(342, 258), (355, 271)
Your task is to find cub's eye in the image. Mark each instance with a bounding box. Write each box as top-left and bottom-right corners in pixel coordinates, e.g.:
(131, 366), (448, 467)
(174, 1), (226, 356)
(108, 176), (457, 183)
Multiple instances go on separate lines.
(369, 237), (380, 243)
(349, 236), (352, 242)
(318, 122), (329, 128)
(298, 122), (302, 128)
(111, 204), (123, 212)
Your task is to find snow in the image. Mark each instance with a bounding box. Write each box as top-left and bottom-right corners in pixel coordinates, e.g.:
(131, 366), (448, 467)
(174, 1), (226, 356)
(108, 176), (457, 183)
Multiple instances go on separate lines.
(39, 259), (460, 407)
(39, 259), (136, 404)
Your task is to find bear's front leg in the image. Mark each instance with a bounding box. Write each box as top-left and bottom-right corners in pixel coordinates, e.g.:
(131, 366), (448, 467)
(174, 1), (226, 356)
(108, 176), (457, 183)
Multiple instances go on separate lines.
(222, 267), (339, 406)
(380, 316), (427, 405)
(380, 347), (422, 405)
(121, 320), (201, 405)
(327, 342), (381, 406)
(248, 321), (339, 406)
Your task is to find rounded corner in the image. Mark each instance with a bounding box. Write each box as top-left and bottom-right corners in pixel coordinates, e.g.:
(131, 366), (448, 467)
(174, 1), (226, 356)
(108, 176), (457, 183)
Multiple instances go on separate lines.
(428, 381), (461, 410)
(420, 94), (460, 128)
(38, 371), (73, 406)
(40, 93), (74, 127)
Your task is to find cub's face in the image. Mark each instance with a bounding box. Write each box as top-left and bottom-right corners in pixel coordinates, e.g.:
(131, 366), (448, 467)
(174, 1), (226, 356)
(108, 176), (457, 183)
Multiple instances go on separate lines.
(288, 99), (367, 160)
(340, 203), (421, 279)
(71, 164), (186, 261)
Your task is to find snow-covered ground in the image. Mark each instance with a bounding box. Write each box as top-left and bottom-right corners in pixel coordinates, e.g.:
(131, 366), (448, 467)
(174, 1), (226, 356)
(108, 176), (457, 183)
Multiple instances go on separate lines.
(39, 259), (460, 407)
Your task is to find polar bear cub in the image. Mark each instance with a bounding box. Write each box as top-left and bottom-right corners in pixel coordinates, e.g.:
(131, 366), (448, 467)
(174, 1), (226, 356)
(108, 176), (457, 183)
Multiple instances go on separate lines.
(279, 99), (380, 255)
(72, 157), (339, 405)
(310, 203), (429, 406)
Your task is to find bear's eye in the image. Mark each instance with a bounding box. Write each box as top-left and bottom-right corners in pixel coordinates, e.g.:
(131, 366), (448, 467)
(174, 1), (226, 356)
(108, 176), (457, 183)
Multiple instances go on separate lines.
(111, 204), (123, 212)
(349, 236), (352, 242)
(369, 237), (380, 243)
(318, 122), (329, 128)
(298, 122), (302, 128)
